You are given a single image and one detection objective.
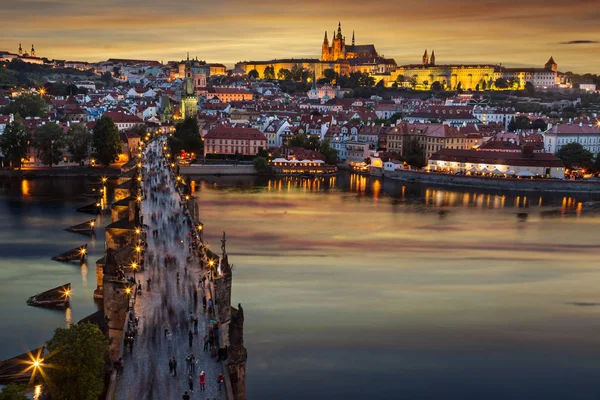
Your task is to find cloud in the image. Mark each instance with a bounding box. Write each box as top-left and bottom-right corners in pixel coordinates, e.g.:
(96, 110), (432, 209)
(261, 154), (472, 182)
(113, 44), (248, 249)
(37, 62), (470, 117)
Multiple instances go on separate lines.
(559, 40), (598, 45)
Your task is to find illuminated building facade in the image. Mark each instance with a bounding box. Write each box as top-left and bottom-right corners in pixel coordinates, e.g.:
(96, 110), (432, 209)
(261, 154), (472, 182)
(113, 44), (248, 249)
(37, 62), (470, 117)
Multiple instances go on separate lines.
(321, 22), (378, 61)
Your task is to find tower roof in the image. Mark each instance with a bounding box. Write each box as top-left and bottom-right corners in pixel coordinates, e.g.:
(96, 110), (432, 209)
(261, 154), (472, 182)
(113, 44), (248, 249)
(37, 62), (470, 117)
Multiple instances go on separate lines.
(546, 56), (556, 65)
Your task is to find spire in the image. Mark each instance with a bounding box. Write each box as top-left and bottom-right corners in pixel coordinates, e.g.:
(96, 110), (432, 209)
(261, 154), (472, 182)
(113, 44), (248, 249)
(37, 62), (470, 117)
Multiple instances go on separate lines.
(352, 30), (355, 47)
(187, 52), (189, 62)
(31, 44), (35, 57)
(337, 21), (342, 38)
(18, 43), (22, 56)
(324, 31), (328, 43)
(430, 50), (435, 66)
(422, 49), (429, 66)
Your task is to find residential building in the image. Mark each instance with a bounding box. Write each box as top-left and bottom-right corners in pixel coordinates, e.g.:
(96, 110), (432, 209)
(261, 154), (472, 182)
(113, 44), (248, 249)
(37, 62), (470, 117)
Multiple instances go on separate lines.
(543, 122), (600, 157)
(204, 126), (267, 157)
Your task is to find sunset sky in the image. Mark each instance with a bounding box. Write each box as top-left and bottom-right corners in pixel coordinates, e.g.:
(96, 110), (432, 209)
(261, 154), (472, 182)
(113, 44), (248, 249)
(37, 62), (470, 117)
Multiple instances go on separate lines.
(2, 0), (599, 73)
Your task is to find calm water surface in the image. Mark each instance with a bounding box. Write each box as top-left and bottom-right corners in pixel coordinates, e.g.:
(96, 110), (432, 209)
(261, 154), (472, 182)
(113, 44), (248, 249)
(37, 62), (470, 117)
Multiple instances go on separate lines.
(2, 173), (600, 399)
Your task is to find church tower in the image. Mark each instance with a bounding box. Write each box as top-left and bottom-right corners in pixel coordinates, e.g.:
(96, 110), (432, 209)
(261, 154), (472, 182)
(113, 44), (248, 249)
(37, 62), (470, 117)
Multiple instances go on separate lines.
(545, 56), (557, 72)
(31, 44), (35, 57)
(18, 43), (23, 56)
(181, 52), (198, 120)
(422, 50), (429, 66)
(430, 50), (435, 66)
(321, 31), (331, 61)
(352, 30), (355, 49)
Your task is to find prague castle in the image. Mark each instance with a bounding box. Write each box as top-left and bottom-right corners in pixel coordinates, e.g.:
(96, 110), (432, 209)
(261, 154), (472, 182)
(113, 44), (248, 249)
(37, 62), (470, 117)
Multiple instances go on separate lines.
(235, 23), (564, 90)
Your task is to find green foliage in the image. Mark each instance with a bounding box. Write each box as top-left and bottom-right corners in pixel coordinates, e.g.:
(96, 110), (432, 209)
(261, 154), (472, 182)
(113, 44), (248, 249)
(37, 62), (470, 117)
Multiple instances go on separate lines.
(92, 115), (122, 166)
(291, 64), (304, 82)
(44, 82), (80, 97)
(396, 75), (405, 83)
(0, 119), (31, 169)
(530, 118), (547, 131)
(525, 81), (535, 95)
(169, 117), (203, 155)
(402, 137), (425, 168)
(67, 124), (91, 163)
(318, 140), (338, 165)
(253, 156), (268, 171)
(263, 66), (275, 80)
(556, 142), (593, 169)
(277, 68), (292, 81)
(431, 81), (442, 92)
(508, 116), (531, 132)
(45, 322), (108, 400)
(33, 122), (65, 166)
(2, 93), (47, 117)
(494, 78), (508, 89)
(289, 132), (306, 148)
(322, 69), (338, 84)
(248, 69), (259, 80)
(0, 383), (28, 400)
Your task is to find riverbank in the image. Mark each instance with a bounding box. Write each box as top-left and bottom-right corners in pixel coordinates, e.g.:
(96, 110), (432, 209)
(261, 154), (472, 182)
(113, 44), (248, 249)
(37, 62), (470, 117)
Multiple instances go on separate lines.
(383, 169), (600, 193)
(0, 167), (122, 178)
(182, 164), (257, 176)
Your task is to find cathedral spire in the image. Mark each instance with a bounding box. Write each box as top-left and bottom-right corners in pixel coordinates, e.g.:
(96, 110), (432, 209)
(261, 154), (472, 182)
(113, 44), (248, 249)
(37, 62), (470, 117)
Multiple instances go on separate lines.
(422, 49), (429, 66)
(352, 30), (355, 47)
(31, 44), (35, 57)
(337, 21), (342, 38)
(18, 43), (23, 56)
(324, 31), (328, 43)
(430, 50), (435, 66)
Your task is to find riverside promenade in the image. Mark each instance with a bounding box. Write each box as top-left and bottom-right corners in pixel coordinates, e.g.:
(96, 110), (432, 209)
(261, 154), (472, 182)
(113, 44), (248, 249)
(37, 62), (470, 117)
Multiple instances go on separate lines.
(114, 139), (225, 400)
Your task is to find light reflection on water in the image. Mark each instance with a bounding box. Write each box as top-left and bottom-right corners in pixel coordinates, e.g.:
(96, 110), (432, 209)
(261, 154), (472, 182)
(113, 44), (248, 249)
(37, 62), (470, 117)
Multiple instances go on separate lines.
(190, 172), (600, 400)
(2, 174), (600, 399)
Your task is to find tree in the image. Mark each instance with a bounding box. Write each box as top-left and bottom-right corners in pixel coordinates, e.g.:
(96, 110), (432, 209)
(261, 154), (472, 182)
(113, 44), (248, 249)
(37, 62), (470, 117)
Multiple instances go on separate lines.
(525, 81), (535, 95)
(556, 143), (593, 169)
(169, 117), (202, 155)
(264, 66), (275, 80)
(494, 78), (508, 89)
(396, 75), (405, 84)
(0, 119), (31, 169)
(376, 79), (385, 88)
(0, 383), (28, 400)
(253, 156), (268, 172)
(508, 116), (531, 132)
(359, 72), (375, 87)
(100, 71), (112, 82)
(33, 122), (65, 167)
(431, 81), (442, 92)
(67, 124), (91, 163)
(319, 139), (338, 165)
(92, 115), (122, 166)
(247, 69), (259, 80)
(456, 82), (463, 93)
(45, 322), (108, 400)
(409, 77), (418, 89)
(402, 137), (425, 168)
(277, 68), (292, 81)
(289, 132), (306, 148)
(2, 93), (47, 117)
(323, 69), (338, 84)
(530, 118), (547, 132)
(291, 64), (303, 82)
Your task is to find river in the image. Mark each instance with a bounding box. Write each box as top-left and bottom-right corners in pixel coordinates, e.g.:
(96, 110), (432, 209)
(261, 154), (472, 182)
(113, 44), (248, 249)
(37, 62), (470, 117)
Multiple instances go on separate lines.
(2, 173), (600, 399)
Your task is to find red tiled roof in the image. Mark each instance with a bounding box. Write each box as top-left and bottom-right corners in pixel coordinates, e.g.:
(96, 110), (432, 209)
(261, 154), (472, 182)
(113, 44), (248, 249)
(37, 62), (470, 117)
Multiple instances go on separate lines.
(430, 149), (564, 167)
(205, 126), (266, 141)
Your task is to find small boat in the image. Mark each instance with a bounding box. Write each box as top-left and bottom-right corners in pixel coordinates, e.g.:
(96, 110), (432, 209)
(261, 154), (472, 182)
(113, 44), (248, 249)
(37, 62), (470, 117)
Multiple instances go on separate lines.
(27, 283), (71, 309)
(52, 245), (87, 263)
(76, 202), (101, 215)
(0, 347), (45, 384)
(66, 219), (96, 236)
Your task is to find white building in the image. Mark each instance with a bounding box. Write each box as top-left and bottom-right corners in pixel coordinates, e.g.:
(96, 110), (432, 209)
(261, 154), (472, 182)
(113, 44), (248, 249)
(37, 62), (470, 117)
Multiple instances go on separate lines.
(472, 106), (515, 130)
(580, 83), (597, 92)
(543, 122), (600, 157)
(346, 141), (370, 164)
(428, 148), (565, 179)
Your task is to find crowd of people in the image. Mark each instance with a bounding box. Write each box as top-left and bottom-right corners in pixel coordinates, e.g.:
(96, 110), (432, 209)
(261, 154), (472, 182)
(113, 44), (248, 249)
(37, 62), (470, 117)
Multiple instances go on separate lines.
(113, 137), (227, 400)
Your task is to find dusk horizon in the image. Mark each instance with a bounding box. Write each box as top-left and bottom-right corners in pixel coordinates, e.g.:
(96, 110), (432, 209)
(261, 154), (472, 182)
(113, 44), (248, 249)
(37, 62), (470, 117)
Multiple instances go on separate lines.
(1, 0), (599, 73)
